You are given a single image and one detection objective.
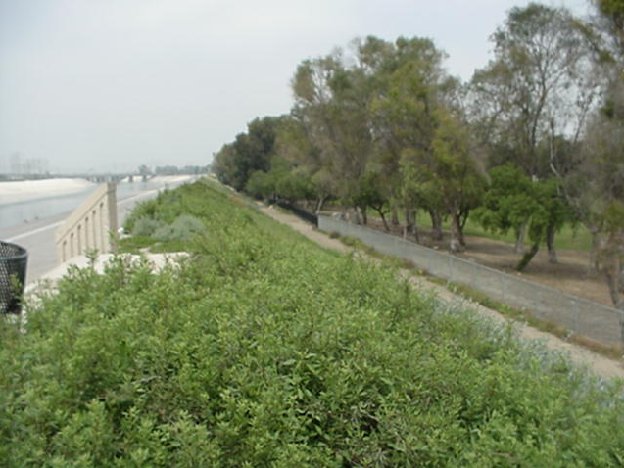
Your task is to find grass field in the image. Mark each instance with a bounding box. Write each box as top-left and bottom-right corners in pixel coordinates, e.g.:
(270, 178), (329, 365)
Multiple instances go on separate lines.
(1, 179), (622, 466)
(408, 211), (593, 252)
(462, 217), (592, 252)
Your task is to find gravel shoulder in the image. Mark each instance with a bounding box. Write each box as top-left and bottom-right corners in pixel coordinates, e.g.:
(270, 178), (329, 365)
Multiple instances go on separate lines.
(260, 205), (624, 381)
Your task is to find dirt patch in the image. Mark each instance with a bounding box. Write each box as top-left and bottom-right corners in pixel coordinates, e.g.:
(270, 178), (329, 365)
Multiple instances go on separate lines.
(366, 219), (612, 307)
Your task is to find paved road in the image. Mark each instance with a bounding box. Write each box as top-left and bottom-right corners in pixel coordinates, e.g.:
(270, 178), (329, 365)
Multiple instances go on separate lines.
(0, 180), (192, 284)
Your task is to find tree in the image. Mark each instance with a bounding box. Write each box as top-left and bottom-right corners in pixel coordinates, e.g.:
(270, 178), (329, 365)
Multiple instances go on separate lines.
(595, 0), (624, 55)
(291, 44), (379, 221)
(350, 170), (391, 229)
(245, 155), (315, 205)
(569, 97), (624, 307)
(368, 37), (451, 239)
(545, 1), (624, 307)
(213, 117), (282, 191)
(429, 110), (486, 253)
(469, 3), (600, 255)
(515, 179), (571, 271)
(475, 164), (571, 271)
(213, 143), (239, 188)
(475, 165), (534, 246)
(274, 116), (331, 211)
(287, 35), (476, 240)
(245, 170), (276, 201)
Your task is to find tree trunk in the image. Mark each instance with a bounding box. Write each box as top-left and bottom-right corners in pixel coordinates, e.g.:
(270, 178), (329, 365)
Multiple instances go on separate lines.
(604, 259), (624, 309)
(601, 234), (624, 309)
(450, 211), (464, 254)
(458, 209), (469, 247)
(588, 227), (601, 275)
(377, 210), (390, 231)
(315, 195), (328, 213)
(391, 207), (400, 225)
(546, 222), (557, 263)
(429, 209), (443, 241)
(514, 221), (528, 254)
(516, 241), (540, 272)
(458, 225), (466, 249)
(359, 207), (367, 225)
(404, 209), (419, 243)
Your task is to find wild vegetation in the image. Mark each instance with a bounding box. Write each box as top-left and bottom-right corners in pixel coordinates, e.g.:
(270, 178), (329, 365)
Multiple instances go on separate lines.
(214, 1), (624, 308)
(1, 180), (623, 465)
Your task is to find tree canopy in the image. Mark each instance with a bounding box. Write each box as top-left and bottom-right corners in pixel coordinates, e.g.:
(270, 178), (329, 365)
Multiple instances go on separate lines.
(212, 2), (624, 308)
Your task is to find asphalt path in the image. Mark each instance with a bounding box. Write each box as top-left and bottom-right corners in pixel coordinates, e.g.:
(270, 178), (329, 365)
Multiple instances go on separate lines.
(0, 180), (191, 284)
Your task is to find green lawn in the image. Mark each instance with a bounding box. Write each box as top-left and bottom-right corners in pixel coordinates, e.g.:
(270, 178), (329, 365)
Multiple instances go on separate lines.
(374, 210), (593, 252)
(462, 217), (592, 252)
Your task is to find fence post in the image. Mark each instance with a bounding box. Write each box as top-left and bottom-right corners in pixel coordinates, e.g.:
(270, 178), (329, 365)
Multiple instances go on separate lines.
(448, 255), (453, 284)
(573, 299), (579, 338)
(471, 261), (477, 288)
(427, 250), (432, 275)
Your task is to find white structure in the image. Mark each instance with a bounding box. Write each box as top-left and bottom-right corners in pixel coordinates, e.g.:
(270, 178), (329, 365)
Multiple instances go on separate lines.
(56, 183), (119, 263)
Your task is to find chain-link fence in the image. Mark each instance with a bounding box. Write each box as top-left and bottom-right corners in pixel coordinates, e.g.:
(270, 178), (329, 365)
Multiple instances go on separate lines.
(0, 241), (28, 314)
(318, 214), (624, 348)
(275, 201), (318, 225)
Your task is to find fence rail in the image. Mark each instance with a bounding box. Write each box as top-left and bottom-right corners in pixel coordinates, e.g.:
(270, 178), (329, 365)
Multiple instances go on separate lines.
(56, 183), (119, 263)
(318, 213), (624, 348)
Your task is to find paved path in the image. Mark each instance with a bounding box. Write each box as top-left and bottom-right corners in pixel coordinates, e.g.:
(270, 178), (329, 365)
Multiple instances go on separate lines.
(260, 204), (624, 381)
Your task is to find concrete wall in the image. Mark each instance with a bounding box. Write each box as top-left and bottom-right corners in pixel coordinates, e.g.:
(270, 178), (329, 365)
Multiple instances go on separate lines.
(56, 183), (119, 263)
(318, 213), (624, 348)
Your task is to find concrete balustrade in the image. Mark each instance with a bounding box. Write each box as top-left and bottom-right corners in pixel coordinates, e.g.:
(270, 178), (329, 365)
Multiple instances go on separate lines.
(56, 183), (119, 263)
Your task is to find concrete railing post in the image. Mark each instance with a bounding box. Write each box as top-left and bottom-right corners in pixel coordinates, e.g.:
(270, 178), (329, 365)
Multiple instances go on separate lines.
(55, 183), (119, 263)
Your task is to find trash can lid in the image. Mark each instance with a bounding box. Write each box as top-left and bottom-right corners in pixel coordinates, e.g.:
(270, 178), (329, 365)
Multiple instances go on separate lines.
(0, 241), (27, 260)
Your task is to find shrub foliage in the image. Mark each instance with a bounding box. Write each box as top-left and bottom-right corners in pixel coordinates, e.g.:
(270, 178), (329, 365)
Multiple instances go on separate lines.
(1, 179), (623, 466)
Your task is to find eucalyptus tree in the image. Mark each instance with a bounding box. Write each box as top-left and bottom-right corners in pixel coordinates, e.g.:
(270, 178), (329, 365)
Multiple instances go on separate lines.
(594, 0), (624, 57)
(469, 3), (600, 257)
(570, 102), (624, 308)
(368, 37), (450, 239)
(213, 143), (240, 189)
(213, 117), (282, 191)
(272, 117), (331, 211)
(566, 0), (624, 305)
(472, 3), (599, 175)
(429, 109), (486, 252)
(292, 50), (374, 222)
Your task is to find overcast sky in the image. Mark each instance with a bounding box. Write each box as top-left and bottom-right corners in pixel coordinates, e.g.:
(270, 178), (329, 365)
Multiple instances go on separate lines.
(0, 0), (590, 174)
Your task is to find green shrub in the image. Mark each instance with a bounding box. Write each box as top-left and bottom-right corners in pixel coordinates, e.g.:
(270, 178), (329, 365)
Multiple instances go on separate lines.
(153, 214), (205, 242)
(2, 179), (623, 466)
(131, 216), (166, 237)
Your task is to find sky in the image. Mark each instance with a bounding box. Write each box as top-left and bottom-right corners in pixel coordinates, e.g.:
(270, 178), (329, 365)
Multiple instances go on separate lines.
(0, 0), (590, 174)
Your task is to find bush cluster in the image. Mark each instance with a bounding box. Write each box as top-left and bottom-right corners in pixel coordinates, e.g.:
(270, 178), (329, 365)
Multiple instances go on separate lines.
(1, 180), (623, 465)
(130, 214), (205, 243)
(124, 191), (206, 251)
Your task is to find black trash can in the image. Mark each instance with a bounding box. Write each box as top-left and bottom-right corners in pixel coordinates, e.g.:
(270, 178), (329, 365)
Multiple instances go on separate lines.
(0, 241), (28, 314)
